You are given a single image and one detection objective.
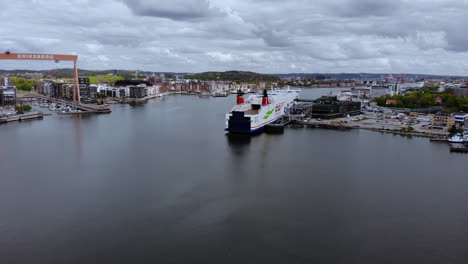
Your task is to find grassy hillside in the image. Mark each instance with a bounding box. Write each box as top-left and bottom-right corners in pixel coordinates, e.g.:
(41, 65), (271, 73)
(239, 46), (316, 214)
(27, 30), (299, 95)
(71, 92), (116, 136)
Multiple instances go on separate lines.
(186, 71), (279, 83)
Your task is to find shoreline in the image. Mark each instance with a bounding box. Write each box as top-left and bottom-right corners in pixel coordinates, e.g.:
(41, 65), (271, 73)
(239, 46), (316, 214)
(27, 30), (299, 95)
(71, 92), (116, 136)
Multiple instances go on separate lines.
(299, 121), (448, 139)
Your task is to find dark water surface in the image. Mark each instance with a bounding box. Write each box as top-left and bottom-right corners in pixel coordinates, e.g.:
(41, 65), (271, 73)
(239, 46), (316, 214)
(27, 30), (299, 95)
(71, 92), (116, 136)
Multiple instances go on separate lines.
(1, 88), (468, 264)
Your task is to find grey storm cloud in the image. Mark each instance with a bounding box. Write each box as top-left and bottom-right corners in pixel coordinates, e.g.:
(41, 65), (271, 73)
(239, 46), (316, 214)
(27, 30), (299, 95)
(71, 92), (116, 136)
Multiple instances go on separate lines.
(2, 0), (468, 75)
(120, 0), (221, 20)
(330, 0), (402, 17)
(255, 29), (293, 47)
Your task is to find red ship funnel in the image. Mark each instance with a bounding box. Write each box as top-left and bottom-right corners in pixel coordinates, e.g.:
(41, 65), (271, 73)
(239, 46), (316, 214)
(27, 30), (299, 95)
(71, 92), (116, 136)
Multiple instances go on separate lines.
(261, 89), (270, 105)
(236, 89), (245, 104)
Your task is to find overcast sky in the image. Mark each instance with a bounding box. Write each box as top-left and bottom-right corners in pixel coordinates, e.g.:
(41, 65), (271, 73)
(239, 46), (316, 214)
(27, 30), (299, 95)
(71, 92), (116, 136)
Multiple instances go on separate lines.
(1, 0), (468, 75)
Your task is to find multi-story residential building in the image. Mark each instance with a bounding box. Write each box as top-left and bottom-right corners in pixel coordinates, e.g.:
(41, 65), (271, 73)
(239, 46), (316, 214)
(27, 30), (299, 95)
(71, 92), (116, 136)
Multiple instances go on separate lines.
(77, 77), (95, 101)
(454, 114), (468, 128)
(0, 85), (16, 106)
(129, 86), (147, 98)
(0, 77), (13, 86)
(37, 77), (96, 102)
(146, 86), (160, 96)
(96, 84), (130, 98)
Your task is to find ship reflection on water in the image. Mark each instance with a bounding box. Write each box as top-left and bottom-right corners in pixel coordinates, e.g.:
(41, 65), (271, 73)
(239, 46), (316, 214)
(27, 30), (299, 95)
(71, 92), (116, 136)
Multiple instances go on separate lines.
(225, 132), (278, 170)
(226, 133), (251, 155)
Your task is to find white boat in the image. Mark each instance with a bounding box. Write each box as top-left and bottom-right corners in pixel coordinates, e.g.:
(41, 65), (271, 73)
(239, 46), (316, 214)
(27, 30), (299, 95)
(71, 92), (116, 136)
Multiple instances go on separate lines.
(212, 90), (229, 97)
(225, 89), (300, 133)
(448, 133), (468, 143)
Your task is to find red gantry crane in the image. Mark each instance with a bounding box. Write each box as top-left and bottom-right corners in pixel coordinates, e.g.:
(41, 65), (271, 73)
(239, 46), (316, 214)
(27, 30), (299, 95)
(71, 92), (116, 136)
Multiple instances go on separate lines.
(0, 52), (81, 104)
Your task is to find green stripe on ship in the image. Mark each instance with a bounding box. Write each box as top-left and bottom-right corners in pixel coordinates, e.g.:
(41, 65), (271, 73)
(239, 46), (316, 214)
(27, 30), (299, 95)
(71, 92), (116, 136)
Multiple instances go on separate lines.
(263, 109), (275, 119)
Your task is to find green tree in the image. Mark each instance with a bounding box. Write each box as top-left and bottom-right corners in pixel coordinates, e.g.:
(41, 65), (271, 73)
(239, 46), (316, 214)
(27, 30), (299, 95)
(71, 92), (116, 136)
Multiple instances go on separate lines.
(88, 75), (124, 86)
(14, 105), (32, 113)
(119, 73), (135, 80)
(446, 95), (460, 108)
(12, 78), (37, 91)
(449, 126), (459, 135)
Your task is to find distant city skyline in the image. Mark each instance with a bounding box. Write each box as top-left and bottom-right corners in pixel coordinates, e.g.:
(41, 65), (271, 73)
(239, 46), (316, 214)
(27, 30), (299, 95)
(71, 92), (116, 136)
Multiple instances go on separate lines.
(2, 0), (468, 75)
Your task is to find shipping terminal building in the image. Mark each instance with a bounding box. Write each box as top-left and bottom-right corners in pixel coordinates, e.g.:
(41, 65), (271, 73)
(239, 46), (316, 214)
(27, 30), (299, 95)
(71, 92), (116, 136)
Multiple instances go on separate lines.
(311, 96), (361, 119)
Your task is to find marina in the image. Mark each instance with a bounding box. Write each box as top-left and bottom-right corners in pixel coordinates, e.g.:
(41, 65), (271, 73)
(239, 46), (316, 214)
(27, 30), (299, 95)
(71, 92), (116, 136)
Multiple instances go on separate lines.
(17, 94), (112, 114)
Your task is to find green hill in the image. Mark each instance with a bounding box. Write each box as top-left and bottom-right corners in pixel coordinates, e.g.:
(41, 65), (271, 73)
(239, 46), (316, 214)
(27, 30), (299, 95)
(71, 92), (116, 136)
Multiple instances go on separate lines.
(186, 71), (279, 83)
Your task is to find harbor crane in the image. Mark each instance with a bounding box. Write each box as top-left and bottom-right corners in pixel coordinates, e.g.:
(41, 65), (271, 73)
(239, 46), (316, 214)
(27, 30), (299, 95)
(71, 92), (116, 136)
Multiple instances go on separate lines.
(0, 52), (81, 104)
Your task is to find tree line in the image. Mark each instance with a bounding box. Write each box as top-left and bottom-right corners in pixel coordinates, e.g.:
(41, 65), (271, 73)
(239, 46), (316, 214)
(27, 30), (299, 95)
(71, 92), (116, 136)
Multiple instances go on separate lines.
(374, 86), (468, 112)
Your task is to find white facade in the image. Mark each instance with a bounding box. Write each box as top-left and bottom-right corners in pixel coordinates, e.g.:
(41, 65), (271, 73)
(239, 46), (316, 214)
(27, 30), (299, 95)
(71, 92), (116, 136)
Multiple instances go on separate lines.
(146, 85), (160, 96)
(0, 77), (13, 86)
(43, 82), (53, 96)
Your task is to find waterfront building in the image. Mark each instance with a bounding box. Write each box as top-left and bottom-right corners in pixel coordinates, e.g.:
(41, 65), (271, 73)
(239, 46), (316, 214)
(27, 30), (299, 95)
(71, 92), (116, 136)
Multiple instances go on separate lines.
(146, 85), (160, 96)
(77, 77), (96, 101)
(37, 80), (54, 96)
(0, 85), (16, 106)
(36, 78), (95, 102)
(454, 114), (468, 128)
(129, 86), (147, 98)
(432, 112), (454, 130)
(311, 96), (361, 119)
(96, 84), (128, 98)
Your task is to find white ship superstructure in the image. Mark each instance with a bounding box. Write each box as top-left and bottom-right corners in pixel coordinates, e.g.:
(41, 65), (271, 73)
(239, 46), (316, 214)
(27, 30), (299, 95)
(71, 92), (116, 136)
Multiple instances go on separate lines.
(225, 89), (300, 133)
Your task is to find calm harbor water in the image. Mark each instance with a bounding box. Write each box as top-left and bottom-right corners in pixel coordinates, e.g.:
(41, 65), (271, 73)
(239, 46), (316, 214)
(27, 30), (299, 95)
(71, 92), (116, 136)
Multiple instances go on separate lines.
(1, 88), (468, 263)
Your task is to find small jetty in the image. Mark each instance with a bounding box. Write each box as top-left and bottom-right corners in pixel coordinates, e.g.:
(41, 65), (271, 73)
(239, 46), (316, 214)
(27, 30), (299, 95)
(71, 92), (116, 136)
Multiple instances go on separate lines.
(430, 137), (448, 142)
(0, 112), (43, 123)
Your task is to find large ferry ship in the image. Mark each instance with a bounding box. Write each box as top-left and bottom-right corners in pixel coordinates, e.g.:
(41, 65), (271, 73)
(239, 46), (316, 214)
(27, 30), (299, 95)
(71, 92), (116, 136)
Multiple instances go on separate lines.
(225, 89), (300, 133)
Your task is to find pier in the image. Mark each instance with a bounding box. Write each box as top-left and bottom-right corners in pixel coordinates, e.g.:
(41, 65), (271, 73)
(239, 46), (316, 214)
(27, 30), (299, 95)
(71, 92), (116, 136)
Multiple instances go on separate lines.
(0, 112), (43, 123)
